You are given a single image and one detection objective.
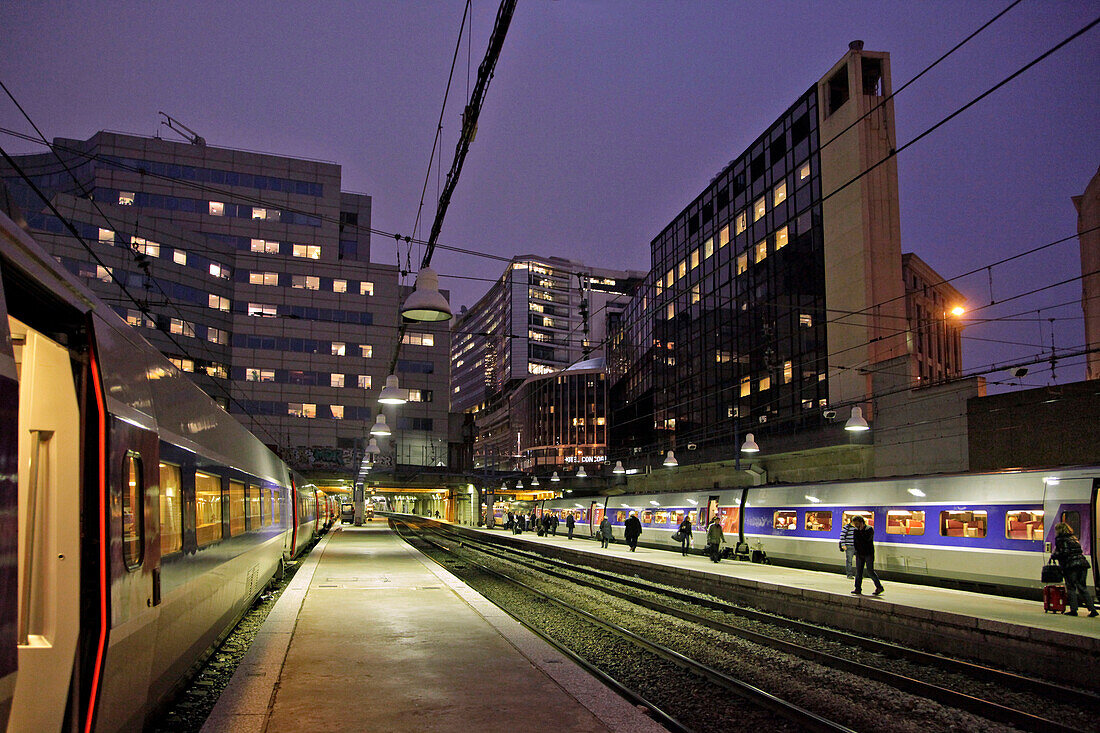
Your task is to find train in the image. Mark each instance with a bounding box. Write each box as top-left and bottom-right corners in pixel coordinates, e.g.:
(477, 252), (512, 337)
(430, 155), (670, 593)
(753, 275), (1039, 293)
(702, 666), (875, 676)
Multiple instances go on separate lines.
(540, 466), (1099, 598)
(0, 206), (331, 731)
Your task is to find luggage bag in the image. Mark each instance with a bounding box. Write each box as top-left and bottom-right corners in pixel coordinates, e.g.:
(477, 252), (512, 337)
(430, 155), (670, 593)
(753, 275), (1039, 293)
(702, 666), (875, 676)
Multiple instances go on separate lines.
(1043, 584), (1067, 613)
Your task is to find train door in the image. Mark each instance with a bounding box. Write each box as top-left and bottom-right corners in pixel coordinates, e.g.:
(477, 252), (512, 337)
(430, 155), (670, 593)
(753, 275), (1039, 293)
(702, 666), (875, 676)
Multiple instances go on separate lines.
(8, 318), (82, 732)
(1092, 479), (1099, 589)
(706, 496), (719, 527)
(589, 501), (599, 536)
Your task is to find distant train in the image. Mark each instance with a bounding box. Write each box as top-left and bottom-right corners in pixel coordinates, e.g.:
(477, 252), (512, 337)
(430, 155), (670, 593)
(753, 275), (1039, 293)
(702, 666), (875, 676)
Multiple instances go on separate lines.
(541, 467), (1099, 597)
(0, 209), (330, 731)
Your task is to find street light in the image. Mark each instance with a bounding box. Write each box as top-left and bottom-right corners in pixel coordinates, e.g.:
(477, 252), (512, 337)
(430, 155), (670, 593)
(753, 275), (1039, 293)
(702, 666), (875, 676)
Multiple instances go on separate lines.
(378, 374), (407, 404)
(663, 450), (678, 467)
(400, 266), (452, 321)
(741, 433), (760, 453)
(576, 465), (587, 478)
(550, 471), (560, 482)
(845, 406), (870, 431)
(370, 414), (391, 436)
(613, 460), (625, 474)
(530, 476), (539, 487)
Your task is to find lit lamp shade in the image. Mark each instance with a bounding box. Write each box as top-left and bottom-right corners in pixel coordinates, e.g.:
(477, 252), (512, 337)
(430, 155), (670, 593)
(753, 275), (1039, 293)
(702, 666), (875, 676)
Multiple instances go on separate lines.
(845, 406), (870, 431)
(378, 374), (407, 405)
(530, 476), (539, 487)
(613, 460), (625, 474)
(576, 465), (587, 478)
(550, 471), (560, 482)
(400, 267), (452, 321)
(366, 438), (381, 454)
(515, 480), (524, 490)
(663, 450), (678, 467)
(741, 433), (760, 453)
(370, 414), (391, 436)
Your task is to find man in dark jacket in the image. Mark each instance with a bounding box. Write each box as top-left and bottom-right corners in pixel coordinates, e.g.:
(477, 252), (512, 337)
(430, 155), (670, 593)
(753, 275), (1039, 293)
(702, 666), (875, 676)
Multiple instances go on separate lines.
(851, 515), (884, 596)
(565, 513), (575, 539)
(624, 512), (642, 552)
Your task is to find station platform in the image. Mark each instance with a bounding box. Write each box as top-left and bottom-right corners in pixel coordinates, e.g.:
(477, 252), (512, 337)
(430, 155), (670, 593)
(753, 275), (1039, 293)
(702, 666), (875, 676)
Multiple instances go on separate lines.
(202, 523), (666, 733)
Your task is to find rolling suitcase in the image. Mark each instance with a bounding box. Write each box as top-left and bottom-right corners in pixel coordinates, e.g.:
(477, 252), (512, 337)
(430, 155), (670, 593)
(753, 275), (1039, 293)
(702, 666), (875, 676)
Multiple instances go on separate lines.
(1043, 584), (1067, 613)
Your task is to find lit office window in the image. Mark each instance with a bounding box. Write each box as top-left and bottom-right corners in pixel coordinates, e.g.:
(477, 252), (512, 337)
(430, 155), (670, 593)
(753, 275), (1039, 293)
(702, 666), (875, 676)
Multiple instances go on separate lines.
(330, 405), (344, 419)
(359, 344), (373, 358)
(333, 279), (347, 293)
(246, 369), (275, 382)
(753, 196), (766, 222)
(209, 294), (230, 311)
(205, 364), (228, 378)
(251, 238), (280, 254)
(719, 226), (729, 248)
(800, 313), (813, 327)
(691, 285), (700, 304)
(210, 262), (229, 278)
(169, 357), (194, 372)
(247, 303), (277, 317)
(361, 281), (374, 296)
(759, 376), (771, 391)
(99, 228), (115, 244)
(665, 269), (674, 288)
(783, 361), (793, 383)
(96, 265), (113, 283)
(331, 374), (345, 388)
(737, 254), (748, 275)
(666, 303), (675, 320)
(331, 342), (346, 356)
(173, 250), (187, 265)
(119, 192), (135, 206)
(800, 162), (811, 181)
(677, 260), (686, 279)
(208, 327), (228, 345)
(773, 181), (787, 206)
(252, 207), (267, 220)
(402, 333), (435, 347)
(358, 375), (372, 389)
(169, 318), (195, 337)
(209, 201), (225, 216)
(690, 249), (699, 269)
(249, 271), (279, 286)
(292, 275), (320, 290)
(704, 238), (714, 259)
(736, 211), (747, 234)
(287, 403), (316, 418)
(775, 226), (789, 250)
(131, 236), (160, 258)
(292, 244), (321, 259)
(740, 376), (751, 397)
(755, 240), (767, 263)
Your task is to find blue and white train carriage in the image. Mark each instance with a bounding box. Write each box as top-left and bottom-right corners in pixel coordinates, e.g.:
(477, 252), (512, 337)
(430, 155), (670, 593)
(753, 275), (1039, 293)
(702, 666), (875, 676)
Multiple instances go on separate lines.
(543, 467), (1098, 597)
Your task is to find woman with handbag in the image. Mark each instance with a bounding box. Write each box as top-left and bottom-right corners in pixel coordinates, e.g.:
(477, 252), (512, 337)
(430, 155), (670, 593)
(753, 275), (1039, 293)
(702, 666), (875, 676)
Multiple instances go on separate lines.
(677, 515), (693, 557)
(1052, 522), (1099, 617)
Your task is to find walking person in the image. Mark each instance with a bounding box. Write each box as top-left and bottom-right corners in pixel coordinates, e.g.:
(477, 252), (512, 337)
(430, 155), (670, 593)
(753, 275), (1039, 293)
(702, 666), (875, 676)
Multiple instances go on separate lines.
(706, 516), (725, 562)
(599, 515), (613, 548)
(1052, 522), (1099, 617)
(550, 514), (559, 536)
(678, 515), (693, 556)
(624, 511), (642, 552)
(850, 515), (884, 596)
(839, 516), (856, 578)
(565, 513), (575, 540)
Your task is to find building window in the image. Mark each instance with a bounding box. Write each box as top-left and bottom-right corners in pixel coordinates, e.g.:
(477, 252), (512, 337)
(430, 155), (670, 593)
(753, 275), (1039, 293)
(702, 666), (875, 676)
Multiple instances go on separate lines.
(333, 279), (347, 293)
(292, 244), (321, 259)
(119, 192), (135, 206)
(406, 389), (433, 403)
(169, 357), (194, 372)
(690, 249), (699, 269)
(716, 350), (731, 363)
(210, 262), (229, 278)
(402, 332), (435, 347)
(358, 375), (372, 389)
(775, 226), (789, 250)
(331, 342), (346, 356)
(252, 207), (267, 220)
(288, 403), (316, 418)
(173, 249), (187, 265)
(99, 228), (115, 244)
(131, 236), (160, 258)
(95, 265), (113, 283)
(691, 284), (700, 304)
(169, 318), (195, 337)
(736, 211), (747, 235)
(249, 271), (279, 286)
(800, 162), (811, 181)
(209, 201), (225, 216)
(361, 281), (374, 296)
(677, 260), (686, 279)
(773, 181), (787, 206)
(247, 369), (275, 382)
(331, 373), (345, 388)
(753, 197), (766, 222)
(205, 363), (228, 378)
(800, 313), (813, 327)
(704, 237), (714, 259)
(208, 327), (228, 345)
(719, 226), (729, 248)
(759, 376), (771, 391)
(247, 303), (277, 317)
(737, 254), (748, 276)
(330, 405), (344, 419)
(755, 240), (767, 263)
(292, 275), (320, 290)
(740, 376), (750, 397)
(251, 238), (280, 254)
(359, 344), (373, 358)
(666, 303), (675, 320)
(209, 294), (230, 311)
(783, 361), (793, 383)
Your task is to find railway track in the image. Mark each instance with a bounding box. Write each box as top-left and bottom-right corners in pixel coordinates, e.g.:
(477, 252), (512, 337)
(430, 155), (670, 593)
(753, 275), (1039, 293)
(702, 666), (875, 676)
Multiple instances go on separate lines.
(398, 519), (1098, 733)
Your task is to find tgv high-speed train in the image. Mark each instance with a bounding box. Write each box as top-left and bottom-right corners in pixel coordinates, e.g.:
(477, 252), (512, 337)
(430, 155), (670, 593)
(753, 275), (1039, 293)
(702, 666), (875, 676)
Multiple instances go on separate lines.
(542, 467), (1098, 597)
(0, 208), (326, 732)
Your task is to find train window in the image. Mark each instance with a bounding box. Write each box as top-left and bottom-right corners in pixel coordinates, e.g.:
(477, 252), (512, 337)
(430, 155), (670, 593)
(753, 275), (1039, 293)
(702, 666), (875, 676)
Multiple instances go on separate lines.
(159, 462), (183, 554)
(642, 509), (653, 524)
(273, 490), (283, 525)
(886, 510), (925, 536)
(261, 487), (272, 526)
(247, 484), (261, 530)
(773, 510), (797, 530)
(1061, 511), (1081, 539)
(842, 510), (874, 527)
(1005, 510), (1044, 540)
(671, 510), (684, 525)
(123, 453), (144, 569)
(940, 510), (987, 538)
(615, 510), (626, 522)
(195, 472), (223, 546)
(654, 510), (668, 525)
(228, 481), (245, 535)
(805, 511), (833, 531)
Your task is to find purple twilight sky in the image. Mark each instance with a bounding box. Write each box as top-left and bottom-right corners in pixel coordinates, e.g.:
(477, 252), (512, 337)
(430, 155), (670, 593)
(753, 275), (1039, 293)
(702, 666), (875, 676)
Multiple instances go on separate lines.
(3, 1), (1098, 393)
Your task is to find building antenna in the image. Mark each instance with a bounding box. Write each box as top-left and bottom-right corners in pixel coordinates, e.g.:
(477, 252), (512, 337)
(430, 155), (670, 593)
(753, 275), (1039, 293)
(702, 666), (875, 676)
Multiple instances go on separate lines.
(158, 112), (206, 146)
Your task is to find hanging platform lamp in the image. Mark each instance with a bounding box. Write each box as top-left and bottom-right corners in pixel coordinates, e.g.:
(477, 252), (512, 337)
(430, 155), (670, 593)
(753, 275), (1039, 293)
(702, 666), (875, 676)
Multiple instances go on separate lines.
(401, 267), (452, 321)
(370, 414), (391, 436)
(741, 433), (760, 453)
(378, 374), (407, 405)
(663, 450), (678, 467)
(845, 406), (870, 431)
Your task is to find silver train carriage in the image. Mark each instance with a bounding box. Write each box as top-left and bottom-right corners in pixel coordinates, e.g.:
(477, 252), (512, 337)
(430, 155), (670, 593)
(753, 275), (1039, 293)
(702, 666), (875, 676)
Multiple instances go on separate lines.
(0, 209), (323, 732)
(541, 467), (1099, 597)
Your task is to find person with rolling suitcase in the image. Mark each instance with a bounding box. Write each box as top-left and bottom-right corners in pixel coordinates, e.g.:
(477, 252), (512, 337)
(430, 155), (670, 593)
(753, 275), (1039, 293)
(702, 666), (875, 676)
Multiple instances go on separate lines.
(1051, 522), (1098, 617)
